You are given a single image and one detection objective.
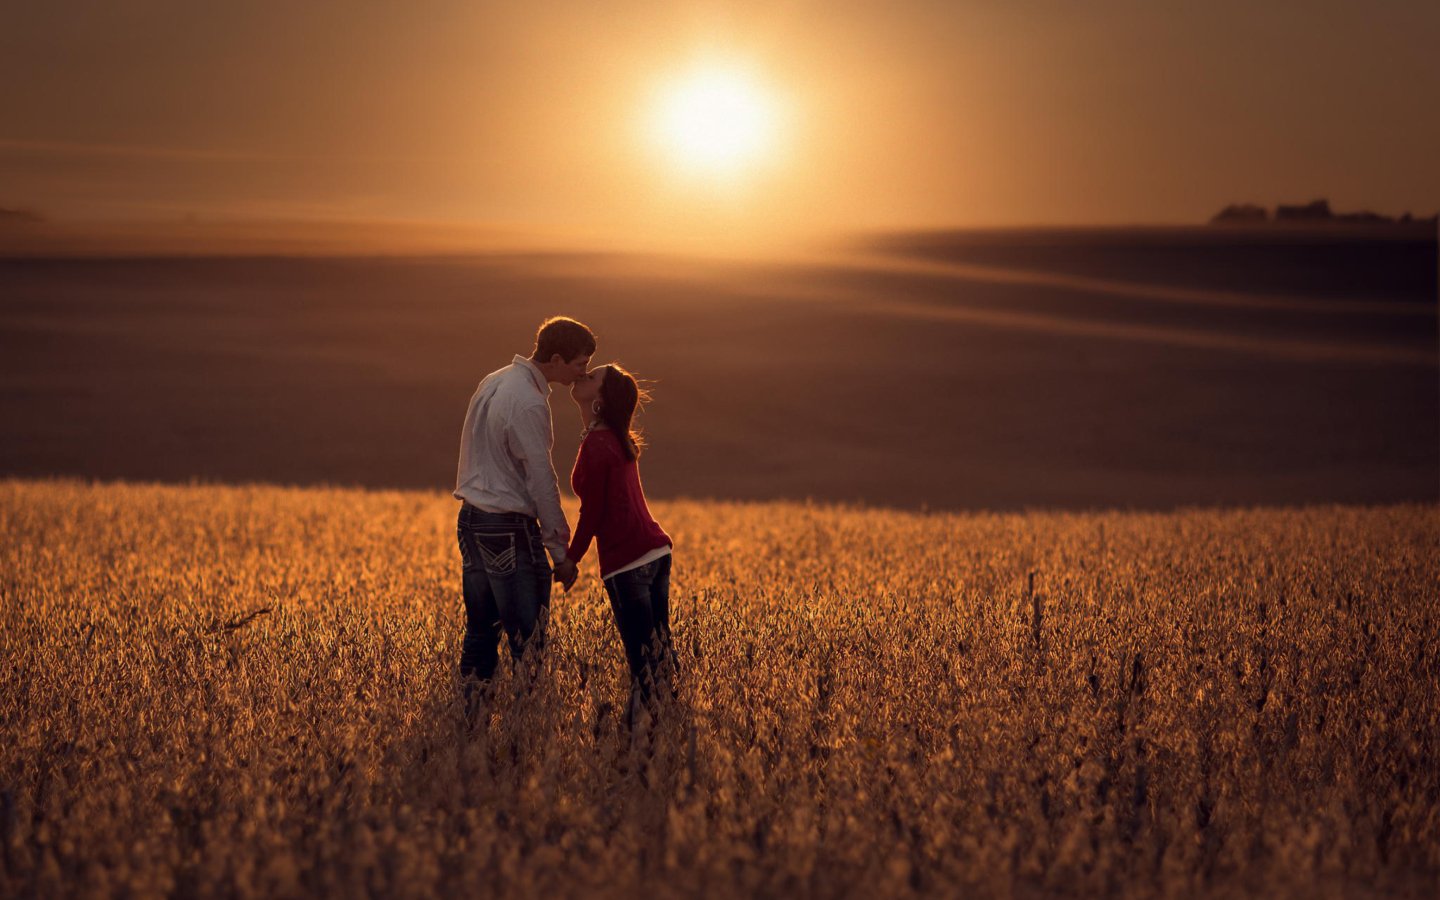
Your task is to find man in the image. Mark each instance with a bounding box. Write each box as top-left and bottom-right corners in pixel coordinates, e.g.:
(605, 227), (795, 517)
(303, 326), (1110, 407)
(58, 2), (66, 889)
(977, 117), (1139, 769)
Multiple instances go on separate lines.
(454, 316), (594, 694)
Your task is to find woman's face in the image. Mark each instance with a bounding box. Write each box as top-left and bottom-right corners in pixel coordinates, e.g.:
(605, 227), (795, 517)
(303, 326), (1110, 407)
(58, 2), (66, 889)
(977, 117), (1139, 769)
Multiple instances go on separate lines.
(570, 366), (605, 408)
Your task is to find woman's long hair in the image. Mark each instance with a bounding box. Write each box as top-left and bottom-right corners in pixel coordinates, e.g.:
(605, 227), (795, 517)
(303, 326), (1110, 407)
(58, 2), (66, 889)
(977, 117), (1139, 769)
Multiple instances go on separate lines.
(597, 364), (648, 461)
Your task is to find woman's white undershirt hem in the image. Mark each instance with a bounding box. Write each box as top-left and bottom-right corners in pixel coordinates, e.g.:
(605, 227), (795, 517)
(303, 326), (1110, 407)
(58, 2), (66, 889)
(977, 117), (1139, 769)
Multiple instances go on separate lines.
(602, 545), (672, 582)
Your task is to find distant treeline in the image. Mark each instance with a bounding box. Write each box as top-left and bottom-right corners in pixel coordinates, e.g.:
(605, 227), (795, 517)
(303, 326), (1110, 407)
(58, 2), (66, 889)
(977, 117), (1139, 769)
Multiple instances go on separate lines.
(0, 205), (44, 225)
(1212, 199), (1437, 226)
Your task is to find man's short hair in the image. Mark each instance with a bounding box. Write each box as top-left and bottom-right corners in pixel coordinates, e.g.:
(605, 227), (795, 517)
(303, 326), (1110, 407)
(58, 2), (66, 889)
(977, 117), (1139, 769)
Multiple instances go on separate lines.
(533, 316), (596, 364)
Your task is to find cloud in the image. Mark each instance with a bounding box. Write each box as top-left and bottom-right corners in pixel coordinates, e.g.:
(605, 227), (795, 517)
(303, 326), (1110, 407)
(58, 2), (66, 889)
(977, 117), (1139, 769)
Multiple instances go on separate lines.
(0, 138), (288, 163)
(0, 138), (461, 166)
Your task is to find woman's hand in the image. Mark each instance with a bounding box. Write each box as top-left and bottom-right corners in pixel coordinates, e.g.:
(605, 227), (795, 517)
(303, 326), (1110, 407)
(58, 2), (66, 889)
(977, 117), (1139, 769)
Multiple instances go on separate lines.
(553, 558), (578, 591)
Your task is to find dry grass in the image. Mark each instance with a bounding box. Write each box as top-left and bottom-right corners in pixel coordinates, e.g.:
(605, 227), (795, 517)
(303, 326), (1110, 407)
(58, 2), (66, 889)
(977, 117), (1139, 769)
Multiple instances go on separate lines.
(1, 479), (1437, 898)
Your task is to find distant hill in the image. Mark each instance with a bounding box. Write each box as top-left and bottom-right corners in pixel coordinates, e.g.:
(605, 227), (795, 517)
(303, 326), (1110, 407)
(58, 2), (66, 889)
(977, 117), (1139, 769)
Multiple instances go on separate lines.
(1212, 198), (1438, 226)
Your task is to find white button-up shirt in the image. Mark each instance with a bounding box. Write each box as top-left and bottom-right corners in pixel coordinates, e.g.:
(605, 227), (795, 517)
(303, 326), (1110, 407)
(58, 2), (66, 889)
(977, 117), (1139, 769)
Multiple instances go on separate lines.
(454, 355), (570, 564)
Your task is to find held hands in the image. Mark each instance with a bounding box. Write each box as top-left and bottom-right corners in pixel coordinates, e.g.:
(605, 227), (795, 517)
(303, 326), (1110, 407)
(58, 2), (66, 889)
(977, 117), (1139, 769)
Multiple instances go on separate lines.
(553, 558), (578, 592)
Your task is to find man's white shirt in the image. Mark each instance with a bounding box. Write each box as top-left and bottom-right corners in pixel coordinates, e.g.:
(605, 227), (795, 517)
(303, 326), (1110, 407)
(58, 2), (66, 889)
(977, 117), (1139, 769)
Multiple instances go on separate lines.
(454, 355), (570, 564)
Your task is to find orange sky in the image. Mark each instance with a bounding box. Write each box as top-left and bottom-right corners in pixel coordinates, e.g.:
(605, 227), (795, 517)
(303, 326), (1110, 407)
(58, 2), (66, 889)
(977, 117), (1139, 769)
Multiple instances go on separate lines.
(2, 0), (1437, 240)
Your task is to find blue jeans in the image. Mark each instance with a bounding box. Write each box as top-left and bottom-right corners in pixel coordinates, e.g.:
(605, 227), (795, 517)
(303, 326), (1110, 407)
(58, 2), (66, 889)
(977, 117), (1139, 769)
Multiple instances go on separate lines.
(457, 503), (552, 682)
(602, 552), (675, 703)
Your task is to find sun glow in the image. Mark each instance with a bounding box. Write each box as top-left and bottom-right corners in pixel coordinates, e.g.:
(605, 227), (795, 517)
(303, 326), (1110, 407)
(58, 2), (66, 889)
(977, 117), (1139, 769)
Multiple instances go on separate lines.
(649, 66), (781, 178)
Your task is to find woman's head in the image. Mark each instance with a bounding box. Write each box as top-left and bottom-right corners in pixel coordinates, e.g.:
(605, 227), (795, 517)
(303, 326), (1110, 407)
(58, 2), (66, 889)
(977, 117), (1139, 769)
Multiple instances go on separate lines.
(571, 363), (647, 460)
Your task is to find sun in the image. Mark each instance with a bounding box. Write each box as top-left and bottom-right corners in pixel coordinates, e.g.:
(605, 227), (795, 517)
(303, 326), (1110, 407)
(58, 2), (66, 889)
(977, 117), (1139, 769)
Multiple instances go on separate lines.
(649, 66), (780, 177)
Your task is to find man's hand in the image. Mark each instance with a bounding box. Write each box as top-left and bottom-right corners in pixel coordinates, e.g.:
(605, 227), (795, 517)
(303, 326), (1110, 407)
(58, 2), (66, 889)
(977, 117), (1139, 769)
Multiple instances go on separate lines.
(553, 559), (578, 592)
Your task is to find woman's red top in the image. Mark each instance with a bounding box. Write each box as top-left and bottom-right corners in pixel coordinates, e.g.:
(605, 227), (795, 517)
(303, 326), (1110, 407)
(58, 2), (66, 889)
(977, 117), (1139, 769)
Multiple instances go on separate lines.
(567, 428), (671, 576)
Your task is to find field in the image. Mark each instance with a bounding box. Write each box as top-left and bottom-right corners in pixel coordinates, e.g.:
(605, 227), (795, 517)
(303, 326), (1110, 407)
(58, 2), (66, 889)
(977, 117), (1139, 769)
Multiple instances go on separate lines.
(3, 479), (1438, 898)
(1, 224), (1436, 511)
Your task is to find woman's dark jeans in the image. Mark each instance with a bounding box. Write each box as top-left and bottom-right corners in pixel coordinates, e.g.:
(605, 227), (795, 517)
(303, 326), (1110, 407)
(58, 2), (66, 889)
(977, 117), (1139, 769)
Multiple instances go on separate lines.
(603, 552), (675, 704)
(456, 503), (552, 683)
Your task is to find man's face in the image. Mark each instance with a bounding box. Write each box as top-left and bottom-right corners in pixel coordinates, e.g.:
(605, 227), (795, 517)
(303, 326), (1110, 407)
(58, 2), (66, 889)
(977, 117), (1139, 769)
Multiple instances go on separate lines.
(552, 352), (592, 386)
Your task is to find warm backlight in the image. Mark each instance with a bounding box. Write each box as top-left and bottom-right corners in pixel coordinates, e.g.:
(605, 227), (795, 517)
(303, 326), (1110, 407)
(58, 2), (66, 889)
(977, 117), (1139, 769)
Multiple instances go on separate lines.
(650, 66), (779, 177)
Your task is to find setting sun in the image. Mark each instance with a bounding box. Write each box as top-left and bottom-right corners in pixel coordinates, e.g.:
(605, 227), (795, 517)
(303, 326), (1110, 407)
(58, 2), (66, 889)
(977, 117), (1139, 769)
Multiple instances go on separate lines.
(649, 66), (781, 178)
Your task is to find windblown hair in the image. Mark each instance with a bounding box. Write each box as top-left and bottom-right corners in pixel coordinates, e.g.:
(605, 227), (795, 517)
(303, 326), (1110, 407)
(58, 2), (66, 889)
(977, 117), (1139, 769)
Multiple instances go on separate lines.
(533, 316), (596, 364)
(596, 364), (649, 462)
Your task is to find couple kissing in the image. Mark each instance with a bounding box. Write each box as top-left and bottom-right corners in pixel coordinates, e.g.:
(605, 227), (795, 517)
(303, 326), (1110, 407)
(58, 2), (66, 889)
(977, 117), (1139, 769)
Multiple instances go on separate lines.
(453, 316), (674, 724)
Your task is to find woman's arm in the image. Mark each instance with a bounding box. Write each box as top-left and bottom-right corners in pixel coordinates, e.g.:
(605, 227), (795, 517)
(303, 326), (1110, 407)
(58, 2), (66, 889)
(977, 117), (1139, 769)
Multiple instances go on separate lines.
(566, 439), (612, 566)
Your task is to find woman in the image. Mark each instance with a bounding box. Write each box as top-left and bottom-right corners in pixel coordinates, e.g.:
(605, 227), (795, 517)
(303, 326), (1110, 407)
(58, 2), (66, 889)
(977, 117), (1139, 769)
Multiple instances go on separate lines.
(567, 364), (675, 716)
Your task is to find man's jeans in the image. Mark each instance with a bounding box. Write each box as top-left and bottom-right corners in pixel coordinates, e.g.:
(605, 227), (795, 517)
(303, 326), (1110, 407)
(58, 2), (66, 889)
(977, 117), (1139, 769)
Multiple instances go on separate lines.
(602, 553), (675, 703)
(457, 503), (552, 683)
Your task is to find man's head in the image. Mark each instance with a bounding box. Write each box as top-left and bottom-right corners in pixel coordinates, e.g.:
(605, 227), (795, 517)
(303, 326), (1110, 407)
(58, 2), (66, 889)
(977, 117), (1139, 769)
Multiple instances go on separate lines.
(529, 316), (595, 386)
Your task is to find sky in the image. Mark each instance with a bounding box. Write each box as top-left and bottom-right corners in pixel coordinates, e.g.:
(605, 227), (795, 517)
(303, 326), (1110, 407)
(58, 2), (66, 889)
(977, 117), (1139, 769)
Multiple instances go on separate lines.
(2, 0), (1438, 239)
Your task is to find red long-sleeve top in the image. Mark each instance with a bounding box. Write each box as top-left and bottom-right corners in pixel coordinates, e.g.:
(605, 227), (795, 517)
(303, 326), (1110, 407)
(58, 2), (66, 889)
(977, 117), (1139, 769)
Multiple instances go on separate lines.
(566, 428), (672, 577)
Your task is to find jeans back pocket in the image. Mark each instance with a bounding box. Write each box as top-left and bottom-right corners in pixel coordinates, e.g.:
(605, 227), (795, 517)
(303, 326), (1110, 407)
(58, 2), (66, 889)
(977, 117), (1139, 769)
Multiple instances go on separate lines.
(470, 529), (518, 577)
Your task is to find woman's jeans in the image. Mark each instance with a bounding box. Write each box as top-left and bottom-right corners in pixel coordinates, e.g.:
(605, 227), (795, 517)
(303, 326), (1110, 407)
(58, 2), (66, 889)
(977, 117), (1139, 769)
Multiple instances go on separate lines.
(603, 553), (675, 703)
(457, 503), (552, 683)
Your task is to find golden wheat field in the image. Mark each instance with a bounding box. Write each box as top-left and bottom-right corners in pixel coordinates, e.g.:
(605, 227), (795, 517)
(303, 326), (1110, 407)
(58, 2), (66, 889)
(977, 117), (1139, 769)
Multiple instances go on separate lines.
(1, 479), (1437, 898)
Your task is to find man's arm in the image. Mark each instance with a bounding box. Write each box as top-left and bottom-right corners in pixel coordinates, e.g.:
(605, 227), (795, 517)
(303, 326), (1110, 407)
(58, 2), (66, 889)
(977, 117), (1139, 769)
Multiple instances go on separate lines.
(506, 402), (571, 565)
